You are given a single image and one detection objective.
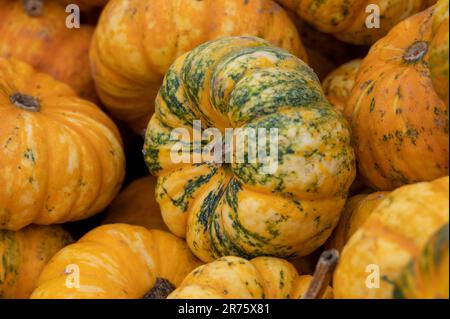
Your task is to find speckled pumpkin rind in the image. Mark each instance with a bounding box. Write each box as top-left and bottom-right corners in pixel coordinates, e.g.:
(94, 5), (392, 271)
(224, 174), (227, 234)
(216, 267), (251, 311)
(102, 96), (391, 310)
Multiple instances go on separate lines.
(90, 0), (307, 133)
(30, 224), (202, 299)
(0, 225), (73, 298)
(0, 58), (125, 230)
(143, 36), (356, 263)
(333, 176), (449, 299)
(345, 8), (449, 191)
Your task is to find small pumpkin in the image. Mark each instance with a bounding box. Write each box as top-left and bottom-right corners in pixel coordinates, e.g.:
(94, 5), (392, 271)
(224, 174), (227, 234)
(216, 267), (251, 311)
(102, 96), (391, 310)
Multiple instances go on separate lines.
(0, 0), (96, 101)
(90, 0), (307, 133)
(30, 224), (201, 298)
(345, 7), (449, 191)
(0, 225), (73, 299)
(0, 58), (125, 230)
(333, 176), (449, 299)
(393, 222), (449, 299)
(102, 176), (168, 232)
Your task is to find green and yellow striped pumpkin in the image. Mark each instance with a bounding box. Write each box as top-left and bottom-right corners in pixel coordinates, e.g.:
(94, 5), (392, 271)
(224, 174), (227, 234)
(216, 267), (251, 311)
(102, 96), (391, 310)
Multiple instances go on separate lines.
(143, 36), (356, 263)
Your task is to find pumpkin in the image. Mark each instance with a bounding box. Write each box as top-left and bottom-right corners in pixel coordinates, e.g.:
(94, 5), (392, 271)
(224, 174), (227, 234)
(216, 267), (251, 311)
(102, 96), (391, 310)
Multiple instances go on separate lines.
(102, 176), (168, 232)
(322, 59), (362, 113)
(30, 224), (201, 298)
(429, 0), (449, 106)
(0, 225), (73, 298)
(275, 0), (431, 45)
(0, 0), (96, 101)
(90, 0), (307, 134)
(344, 7), (449, 191)
(393, 222), (449, 299)
(168, 256), (333, 299)
(143, 36), (356, 263)
(326, 191), (388, 252)
(0, 58), (125, 231)
(333, 176), (449, 299)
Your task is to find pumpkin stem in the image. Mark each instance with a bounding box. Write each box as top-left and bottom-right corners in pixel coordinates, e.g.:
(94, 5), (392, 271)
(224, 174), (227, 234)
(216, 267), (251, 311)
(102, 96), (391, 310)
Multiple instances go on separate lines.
(23, 0), (44, 17)
(302, 249), (339, 299)
(404, 41), (428, 63)
(10, 93), (41, 112)
(143, 278), (175, 299)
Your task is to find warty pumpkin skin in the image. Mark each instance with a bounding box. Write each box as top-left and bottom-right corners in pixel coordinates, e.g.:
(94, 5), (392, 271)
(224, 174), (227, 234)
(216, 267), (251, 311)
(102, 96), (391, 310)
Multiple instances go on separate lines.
(0, 0), (96, 101)
(344, 8), (449, 191)
(101, 176), (168, 232)
(275, 0), (430, 45)
(0, 58), (125, 230)
(0, 225), (73, 299)
(90, 0), (307, 134)
(333, 176), (449, 299)
(143, 36), (356, 263)
(168, 256), (332, 299)
(393, 222), (449, 299)
(30, 224), (202, 298)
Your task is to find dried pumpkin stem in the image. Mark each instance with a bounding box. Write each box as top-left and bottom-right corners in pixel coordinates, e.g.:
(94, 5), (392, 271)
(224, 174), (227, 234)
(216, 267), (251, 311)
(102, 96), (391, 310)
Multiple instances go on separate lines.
(143, 278), (176, 299)
(23, 0), (44, 17)
(303, 249), (339, 299)
(10, 93), (41, 112)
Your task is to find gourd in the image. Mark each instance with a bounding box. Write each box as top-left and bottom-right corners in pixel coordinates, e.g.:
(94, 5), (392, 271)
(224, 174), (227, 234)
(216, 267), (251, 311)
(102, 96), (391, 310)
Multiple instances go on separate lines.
(326, 191), (388, 252)
(30, 224), (202, 298)
(276, 0), (431, 45)
(102, 176), (168, 232)
(0, 225), (73, 299)
(143, 36), (356, 262)
(393, 222), (449, 299)
(344, 7), (449, 191)
(333, 176), (449, 299)
(0, 58), (125, 230)
(90, 0), (307, 133)
(0, 0), (96, 101)
(323, 59), (362, 113)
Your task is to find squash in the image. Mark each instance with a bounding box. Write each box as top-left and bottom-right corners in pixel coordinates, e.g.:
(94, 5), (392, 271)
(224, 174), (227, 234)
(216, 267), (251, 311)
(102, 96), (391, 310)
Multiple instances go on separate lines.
(102, 176), (168, 232)
(275, 0), (431, 45)
(90, 0), (308, 134)
(168, 255), (333, 299)
(344, 7), (449, 191)
(323, 59), (362, 113)
(393, 222), (449, 299)
(143, 36), (356, 262)
(0, 0), (96, 101)
(326, 191), (388, 252)
(30, 224), (201, 298)
(333, 176), (449, 299)
(0, 225), (73, 299)
(429, 0), (449, 106)
(0, 58), (125, 231)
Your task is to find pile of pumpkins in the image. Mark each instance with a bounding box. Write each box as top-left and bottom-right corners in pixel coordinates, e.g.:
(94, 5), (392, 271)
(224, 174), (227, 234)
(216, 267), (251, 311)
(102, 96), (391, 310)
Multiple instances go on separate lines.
(0, 0), (448, 299)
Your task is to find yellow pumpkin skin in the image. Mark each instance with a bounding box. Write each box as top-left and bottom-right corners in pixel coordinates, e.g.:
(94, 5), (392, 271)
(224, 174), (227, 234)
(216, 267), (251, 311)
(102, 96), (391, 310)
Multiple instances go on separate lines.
(345, 8), (449, 191)
(168, 256), (332, 299)
(102, 176), (168, 232)
(0, 225), (73, 299)
(0, 0), (96, 101)
(323, 59), (362, 113)
(30, 224), (202, 298)
(333, 176), (449, 299)
(90, 0), (307, 133)
(429, 0), (449, 106)
(276, 0), (430, 45)
(0, 58), (125, 230)
(326, 191), (389, 252)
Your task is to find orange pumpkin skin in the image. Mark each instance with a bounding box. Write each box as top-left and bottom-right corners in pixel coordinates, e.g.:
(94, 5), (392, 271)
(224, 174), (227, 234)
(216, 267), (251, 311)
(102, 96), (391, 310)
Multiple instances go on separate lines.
(90, 0), (307, 133)
(102, 176), (168, 232)
(0, 225), (73, 298)
(345, 8), (449, 191)
(0, 0), (96, 101)
(0, 58), (125, 231)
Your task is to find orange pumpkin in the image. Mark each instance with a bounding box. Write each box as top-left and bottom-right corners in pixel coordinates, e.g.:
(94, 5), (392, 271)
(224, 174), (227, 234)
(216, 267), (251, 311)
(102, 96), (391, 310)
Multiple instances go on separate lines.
(0, 58), (125, 230)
